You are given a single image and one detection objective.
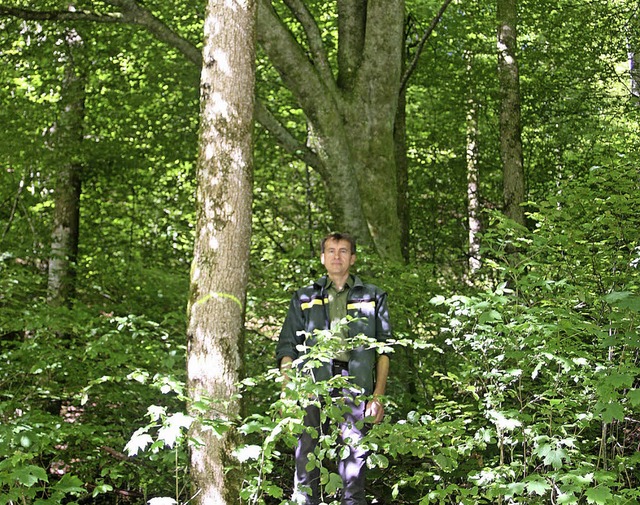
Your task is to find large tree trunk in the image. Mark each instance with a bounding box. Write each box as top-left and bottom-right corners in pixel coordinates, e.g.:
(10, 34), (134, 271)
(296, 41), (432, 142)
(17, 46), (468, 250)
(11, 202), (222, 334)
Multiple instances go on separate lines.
(257, 0), (405, 260)
(186, 0), (256, 503)
(497, 0), (526, 226)
(47, 29), (85, 307)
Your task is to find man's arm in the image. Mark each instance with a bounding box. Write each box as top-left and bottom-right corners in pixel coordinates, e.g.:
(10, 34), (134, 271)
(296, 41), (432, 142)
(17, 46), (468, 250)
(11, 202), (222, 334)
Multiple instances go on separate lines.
(366, 288), (392, 424)
(365, 354), (389, 424)
(276, 294), (304, 365)
(372, 354), (389, 397)
(279, 355), (294, 386)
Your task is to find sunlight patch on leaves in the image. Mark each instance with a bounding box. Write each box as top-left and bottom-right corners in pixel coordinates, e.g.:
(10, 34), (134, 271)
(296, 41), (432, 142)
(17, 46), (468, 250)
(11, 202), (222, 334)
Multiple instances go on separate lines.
(148, 498), (177, 505)
(234, 444), (261, 463)
(124, 429), (154, 456)
(487, 409), (522, 432)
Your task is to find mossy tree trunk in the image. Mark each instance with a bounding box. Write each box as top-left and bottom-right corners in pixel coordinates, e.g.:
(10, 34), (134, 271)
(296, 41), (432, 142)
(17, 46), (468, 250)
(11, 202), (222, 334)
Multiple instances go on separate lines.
(47, 29), (85, 307)
(497, 0), (526, 226)
(257, 0), (405, 260)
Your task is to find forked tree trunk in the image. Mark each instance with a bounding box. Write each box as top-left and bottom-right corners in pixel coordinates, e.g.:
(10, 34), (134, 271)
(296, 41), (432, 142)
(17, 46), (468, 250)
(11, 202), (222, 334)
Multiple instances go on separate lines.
(186, 0), (256, 503)
(257, 0), (405, 260)
(1, 1), (456, 262)
(497, 0), (526, 226)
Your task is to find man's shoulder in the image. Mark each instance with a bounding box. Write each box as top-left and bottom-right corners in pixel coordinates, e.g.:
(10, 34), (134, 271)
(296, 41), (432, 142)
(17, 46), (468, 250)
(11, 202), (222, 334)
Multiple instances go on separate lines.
(291, 276), (326, 297)
(351, 276), (386, 295)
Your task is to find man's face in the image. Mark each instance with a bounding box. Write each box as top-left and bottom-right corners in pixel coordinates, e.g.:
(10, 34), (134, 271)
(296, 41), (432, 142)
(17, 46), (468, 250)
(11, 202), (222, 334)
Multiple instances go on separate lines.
(321, 239), (356, 278)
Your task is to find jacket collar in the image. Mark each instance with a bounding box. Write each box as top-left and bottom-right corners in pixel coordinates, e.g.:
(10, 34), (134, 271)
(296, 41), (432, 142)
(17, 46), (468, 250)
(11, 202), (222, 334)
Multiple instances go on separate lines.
(314, 274), (364, 290)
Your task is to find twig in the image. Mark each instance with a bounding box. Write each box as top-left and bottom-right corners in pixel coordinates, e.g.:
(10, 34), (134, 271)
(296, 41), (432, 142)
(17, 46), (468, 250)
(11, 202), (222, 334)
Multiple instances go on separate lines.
(400, 0), (455, 93)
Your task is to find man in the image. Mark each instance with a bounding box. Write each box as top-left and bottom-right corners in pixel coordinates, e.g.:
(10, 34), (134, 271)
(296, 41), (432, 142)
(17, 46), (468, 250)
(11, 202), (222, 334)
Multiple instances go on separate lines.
(276, 232), (392, 505)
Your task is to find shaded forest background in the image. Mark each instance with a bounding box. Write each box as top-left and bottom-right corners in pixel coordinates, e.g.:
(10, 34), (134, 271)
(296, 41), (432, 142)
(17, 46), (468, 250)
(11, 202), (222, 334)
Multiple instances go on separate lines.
(1, 0), (640, 504)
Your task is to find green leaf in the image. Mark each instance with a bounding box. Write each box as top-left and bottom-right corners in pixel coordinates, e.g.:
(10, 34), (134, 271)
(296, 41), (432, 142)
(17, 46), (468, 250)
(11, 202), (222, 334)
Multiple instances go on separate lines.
(324, 472), (342, 495)
(536, 444), (567, 470)
(11, 465), (48, 487)
(430, 295), (446, 306)
(479, 309), (502, 324)
(601, 402), (624, 423)
(603, 291), (633, 304)
(52, 474), (85, 494)
(557, 492), (578, 504)
(628, 389), (640, 407)
(367, 453), (389, 469)
(264, 483), (283, 498)
(234, 444), (261, 463)
(91, 483), (114, 497)
(505, 481), (526, 497)
(605, 372), (634, 389)
(585, 486), (613, 504)
(525, 476), (551, 496)
(604, 291), (640, 311)
(124, 430), (154, 456)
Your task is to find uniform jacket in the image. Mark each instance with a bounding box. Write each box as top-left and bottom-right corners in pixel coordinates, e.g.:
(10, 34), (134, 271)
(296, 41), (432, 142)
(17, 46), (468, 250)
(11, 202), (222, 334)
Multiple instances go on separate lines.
(276, 274), (392, 395)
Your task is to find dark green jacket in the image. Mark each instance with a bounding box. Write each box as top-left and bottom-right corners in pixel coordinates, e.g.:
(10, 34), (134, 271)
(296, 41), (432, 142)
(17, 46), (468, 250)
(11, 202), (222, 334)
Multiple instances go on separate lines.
(276, 275), (392, 395)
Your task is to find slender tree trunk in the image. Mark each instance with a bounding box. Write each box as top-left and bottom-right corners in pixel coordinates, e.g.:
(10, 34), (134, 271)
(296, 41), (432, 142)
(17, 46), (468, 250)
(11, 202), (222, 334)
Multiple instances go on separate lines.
(629, 50), (640, 99)
(47, 29), (85, 307)
(627, 12), (640, 101)
(395, 79), (410, 264)
(497, 0), (525, 226)
(186, 0), (256, 503)
(465, 52), (481, 276)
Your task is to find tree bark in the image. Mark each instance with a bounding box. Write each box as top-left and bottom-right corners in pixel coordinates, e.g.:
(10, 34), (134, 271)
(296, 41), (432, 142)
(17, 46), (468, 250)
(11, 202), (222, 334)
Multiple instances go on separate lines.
(337, 0), (366, 89)
(395, 75), (410, 264)
(497, 0), (526, 226)
(186, 0), (256, 503)
(257, 0), (405, 259)
(47, 29), (85, 307)
(465, 51), (481, 276)
(627, 11), (640, 101)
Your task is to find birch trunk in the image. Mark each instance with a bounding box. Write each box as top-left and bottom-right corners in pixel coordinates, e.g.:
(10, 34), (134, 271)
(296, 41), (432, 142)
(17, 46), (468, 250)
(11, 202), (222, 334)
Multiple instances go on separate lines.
(465, 52), (481, 276)
(466, 95), (481, 275)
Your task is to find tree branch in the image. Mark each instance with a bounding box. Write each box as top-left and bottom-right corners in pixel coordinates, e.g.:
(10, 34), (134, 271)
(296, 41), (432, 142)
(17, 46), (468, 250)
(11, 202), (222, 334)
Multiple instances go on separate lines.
(1, 1), (324, 169)
(400, 0), (454, 93)
(254, 100), (324, 175)
(256, 0), (336, 126)
(105, 0), (201, 65)
(0, 6), (123, 23)
(282, 0), (335, 89)
(0, 2), (202, 66)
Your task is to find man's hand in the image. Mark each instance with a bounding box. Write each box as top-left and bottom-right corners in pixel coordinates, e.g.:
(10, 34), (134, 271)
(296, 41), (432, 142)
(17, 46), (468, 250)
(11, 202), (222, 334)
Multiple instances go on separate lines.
(365, 397), (384, 424)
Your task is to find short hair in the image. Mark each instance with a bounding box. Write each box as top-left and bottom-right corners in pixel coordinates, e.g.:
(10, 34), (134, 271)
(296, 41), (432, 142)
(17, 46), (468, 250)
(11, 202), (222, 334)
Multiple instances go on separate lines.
(321, 232), (356, 254)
